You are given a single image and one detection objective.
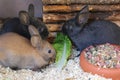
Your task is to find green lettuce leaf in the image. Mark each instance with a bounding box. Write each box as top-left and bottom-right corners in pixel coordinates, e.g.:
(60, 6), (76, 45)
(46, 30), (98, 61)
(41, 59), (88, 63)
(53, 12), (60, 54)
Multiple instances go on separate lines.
(53, 32), (72, 71)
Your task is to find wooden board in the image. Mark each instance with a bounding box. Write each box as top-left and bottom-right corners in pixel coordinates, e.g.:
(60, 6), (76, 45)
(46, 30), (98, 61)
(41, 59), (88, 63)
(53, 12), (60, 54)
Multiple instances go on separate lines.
(43, 4), (120, 13)
(42, 0), (120, 4)
(43, 11), (120, 23)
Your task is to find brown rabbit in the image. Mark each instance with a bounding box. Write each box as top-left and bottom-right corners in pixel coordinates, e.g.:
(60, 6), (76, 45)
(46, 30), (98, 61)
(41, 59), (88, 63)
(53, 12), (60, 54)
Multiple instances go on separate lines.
(0, 25), (56, 70)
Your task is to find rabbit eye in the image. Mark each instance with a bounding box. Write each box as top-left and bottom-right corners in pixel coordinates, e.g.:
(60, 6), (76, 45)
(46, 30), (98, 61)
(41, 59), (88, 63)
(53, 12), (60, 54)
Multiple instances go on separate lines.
(48, 50), (51, 54)
(38, 27), (44, 32)
(41, 27), (44, 32)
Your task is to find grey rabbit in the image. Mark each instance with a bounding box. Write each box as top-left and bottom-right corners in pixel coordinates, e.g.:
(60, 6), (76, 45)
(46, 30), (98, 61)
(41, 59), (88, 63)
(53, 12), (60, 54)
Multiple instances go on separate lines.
(0, 4), (49, 40)
(0, 25), (56, 70)
(62, 5), (120, 56)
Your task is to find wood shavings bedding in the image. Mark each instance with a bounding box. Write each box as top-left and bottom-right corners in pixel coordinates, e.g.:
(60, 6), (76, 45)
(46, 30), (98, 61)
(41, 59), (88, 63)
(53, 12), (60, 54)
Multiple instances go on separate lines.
(0, 49), (112, 80)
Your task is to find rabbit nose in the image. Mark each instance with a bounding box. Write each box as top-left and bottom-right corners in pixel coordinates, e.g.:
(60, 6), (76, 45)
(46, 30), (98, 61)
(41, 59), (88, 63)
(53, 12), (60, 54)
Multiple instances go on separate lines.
(48, 50), (56, 64)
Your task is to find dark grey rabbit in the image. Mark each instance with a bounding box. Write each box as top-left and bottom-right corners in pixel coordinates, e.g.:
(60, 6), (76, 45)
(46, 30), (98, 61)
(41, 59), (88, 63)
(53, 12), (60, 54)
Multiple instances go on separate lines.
(62, 5), (120, 55)
(0, 4), (49, 39)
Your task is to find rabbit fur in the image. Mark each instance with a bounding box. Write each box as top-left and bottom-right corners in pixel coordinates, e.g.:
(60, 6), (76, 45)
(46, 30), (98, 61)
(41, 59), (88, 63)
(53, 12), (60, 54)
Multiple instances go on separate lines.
(62, 5), (120, 56)
(0, 25), (56, 70)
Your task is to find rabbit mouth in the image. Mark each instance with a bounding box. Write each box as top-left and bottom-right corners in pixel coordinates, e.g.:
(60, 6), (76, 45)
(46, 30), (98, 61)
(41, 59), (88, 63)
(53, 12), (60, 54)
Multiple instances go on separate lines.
(48, 57), (55, 64)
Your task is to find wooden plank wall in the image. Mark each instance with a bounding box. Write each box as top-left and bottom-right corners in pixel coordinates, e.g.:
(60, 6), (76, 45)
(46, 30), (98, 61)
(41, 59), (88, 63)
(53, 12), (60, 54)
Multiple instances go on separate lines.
(42, 0), (120, 37)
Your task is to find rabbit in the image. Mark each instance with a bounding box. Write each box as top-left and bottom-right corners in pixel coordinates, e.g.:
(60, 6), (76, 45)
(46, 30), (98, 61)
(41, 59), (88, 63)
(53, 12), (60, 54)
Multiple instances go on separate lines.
(0, 25), (56, 70)
(62, 5), (120, 56)
(0, 4), (49, 40)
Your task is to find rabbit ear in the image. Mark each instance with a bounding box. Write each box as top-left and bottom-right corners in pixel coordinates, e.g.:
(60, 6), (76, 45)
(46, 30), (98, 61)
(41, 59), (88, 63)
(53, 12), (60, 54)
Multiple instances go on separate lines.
(75, 5), (89, 25)
(28, 4), (34, 17)
(28, 25), (43, 48)
(31, 36), (42, 48)
(28, 25), (39, 36)
(19, 11), (29, 25)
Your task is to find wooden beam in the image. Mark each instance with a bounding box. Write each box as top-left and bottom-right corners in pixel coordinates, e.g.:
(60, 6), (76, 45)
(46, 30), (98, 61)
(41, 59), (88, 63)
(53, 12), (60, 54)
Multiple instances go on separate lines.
(91, 11), (120, 21)
(43, 4), (120, 13)
(43, 11), (120, 23)
(47, 23), (63, 31)
(43, 13), (74, 23)
(42, 0), (120, 5)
